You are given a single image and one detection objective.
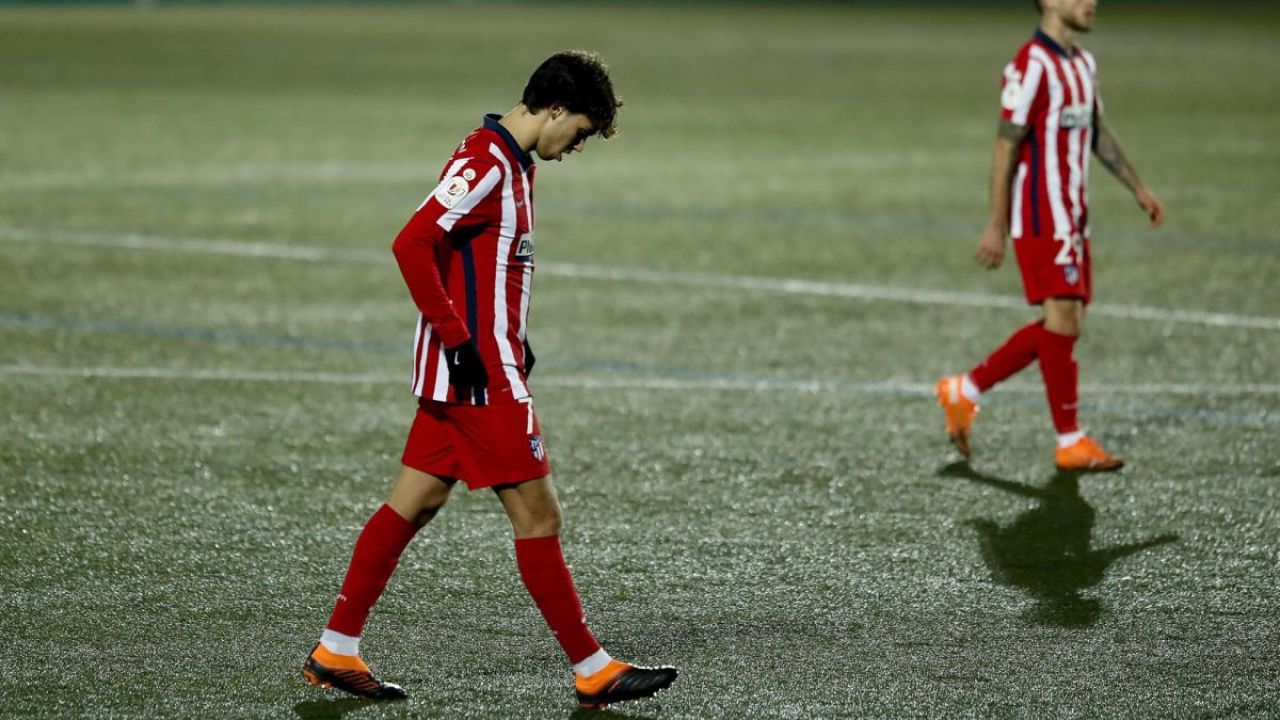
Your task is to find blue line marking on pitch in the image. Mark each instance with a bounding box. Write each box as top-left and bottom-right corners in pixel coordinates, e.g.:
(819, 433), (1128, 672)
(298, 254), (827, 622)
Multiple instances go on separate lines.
(2, 312), (1276, 428)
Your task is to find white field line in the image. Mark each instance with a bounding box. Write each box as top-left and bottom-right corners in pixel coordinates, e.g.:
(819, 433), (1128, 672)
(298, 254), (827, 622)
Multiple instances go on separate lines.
(2, 364), (1279, 397)
(0, 163), (428, 191)
(3, 227), (1279, 331)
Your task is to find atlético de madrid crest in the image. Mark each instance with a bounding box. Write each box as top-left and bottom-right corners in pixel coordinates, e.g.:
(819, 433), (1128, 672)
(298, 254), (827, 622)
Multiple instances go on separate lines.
(1063, 265), (1080, 285)
(529, 434), (546, 462)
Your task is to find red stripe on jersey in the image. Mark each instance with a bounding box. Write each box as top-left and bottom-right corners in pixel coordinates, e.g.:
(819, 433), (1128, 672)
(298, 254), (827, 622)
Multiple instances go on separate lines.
(1000, 36), (1098, 242)
(399, 118), (538, 406)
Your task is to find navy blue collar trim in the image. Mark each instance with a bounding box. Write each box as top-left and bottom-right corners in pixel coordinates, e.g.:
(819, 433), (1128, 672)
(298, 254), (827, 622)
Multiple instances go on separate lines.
(483, 114), (533, 172)
(1034, 29), (1073, 58)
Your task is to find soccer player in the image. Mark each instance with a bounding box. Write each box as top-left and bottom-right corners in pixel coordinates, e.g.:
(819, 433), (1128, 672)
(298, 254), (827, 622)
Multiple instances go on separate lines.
(936, 0), (1165, 471)
(301, 51), (677, 709)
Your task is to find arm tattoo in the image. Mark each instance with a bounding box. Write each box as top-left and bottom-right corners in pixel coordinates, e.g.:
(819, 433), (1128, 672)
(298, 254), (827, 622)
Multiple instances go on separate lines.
(996, 121), (1029, 167)
(1093, 113), (1142, 192)
(997, 120), (1031, 143)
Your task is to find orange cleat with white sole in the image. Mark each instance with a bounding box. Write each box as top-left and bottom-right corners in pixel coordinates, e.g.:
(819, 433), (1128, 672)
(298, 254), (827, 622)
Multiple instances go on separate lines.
(575, 659), (678, 710)
(1055, 436), (1124, 473)
(935, 376), (979, 457)
(302, 643), (406, 701)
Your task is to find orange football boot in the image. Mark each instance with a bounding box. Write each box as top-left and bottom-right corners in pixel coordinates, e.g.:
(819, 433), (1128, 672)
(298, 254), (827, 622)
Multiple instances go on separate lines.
(1055, 436), (1125, 472)
(935, 376), (979, 457)
(575, 659), (678, 710)
(302, 643), (406, 700)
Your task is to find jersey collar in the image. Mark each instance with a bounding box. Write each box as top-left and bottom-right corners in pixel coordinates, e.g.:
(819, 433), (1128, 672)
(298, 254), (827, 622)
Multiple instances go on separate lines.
(483, 114), (534, 172)
(1034, 28), (1074, 59)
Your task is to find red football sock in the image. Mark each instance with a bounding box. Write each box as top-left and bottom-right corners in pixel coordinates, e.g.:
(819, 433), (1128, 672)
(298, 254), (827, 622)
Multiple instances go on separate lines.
(325, 504), (420, 638)
(515, 535), (602, 664)
(968, 320), (1044, 392)
(1037, 327), (1080, 434)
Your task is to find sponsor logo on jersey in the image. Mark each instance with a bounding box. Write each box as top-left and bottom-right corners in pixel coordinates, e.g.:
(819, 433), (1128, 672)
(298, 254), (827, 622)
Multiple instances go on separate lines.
(436, 176), (471, 209)
(529, 433), (546, 462)
(1059, 103), (1093, 129)
(1064, 265), (1080, 285)
(515, 232), (535, 260)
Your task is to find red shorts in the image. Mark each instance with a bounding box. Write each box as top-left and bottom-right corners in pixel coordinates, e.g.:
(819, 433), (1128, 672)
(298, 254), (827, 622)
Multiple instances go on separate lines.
(401, 398), (551, 491)
(1013, 232), (1093, 305)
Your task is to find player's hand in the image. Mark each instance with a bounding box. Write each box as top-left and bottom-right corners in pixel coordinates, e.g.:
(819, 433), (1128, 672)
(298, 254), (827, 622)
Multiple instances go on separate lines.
(1135, 186), (1165, 228)
(974, 223), (1007, 269)
(444, 340), (488, 398)
(523, 339), (536, 377)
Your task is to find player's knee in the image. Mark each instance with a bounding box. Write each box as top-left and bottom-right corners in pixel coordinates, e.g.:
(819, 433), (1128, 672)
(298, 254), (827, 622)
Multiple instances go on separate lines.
(511, 506), (561, 538)
(1043, 301), (1084, 336)
(1048, 317), (1082, 337)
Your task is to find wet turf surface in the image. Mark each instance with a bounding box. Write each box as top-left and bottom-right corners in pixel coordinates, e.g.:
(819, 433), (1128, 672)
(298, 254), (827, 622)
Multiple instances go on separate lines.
(2, 3), (1278, 718)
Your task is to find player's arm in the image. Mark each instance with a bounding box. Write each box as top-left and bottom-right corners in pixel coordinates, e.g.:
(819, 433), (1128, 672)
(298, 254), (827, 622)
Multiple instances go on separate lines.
(975, 120), (1031, 269)
(391, 159), (503, 351)
(391, 212), (471, 348)
(1093, 109), (1165, 228)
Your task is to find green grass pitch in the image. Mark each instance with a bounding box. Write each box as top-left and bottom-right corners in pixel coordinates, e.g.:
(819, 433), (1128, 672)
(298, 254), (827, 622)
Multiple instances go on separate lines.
(2, 3), (1278, 718)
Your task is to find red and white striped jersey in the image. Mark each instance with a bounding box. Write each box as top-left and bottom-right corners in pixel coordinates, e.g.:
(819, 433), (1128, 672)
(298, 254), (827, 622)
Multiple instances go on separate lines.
(1000, 30), (1099, 243)
(391, 114), (536, 406)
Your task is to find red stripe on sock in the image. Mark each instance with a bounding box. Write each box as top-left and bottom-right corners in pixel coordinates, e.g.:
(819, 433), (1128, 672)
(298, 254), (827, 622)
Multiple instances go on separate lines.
(969, 320), (1044, 392)
(326, 504), (419, 638)
(1037, 328), (1080, 434)
(514, 535), (601, 664)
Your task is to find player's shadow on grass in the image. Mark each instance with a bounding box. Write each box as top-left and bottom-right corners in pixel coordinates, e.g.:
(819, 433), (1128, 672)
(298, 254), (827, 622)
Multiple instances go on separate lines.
(940, 461), (1177, 628)
(292, 696), (658, 720)
(568, 707), (660, 720)
(293, 698), (403, 720)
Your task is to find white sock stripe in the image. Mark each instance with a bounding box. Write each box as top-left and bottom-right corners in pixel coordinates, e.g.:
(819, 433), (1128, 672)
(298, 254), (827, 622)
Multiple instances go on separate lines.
(573, 649), (612, 678)
(320, 629), (360, 656)
(1056, 430), (1086, 449)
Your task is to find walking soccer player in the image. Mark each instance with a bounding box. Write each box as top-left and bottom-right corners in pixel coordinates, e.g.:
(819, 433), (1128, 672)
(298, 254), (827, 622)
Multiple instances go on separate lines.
(301, 51), (678, 710)
(936, 0), (1165, 471)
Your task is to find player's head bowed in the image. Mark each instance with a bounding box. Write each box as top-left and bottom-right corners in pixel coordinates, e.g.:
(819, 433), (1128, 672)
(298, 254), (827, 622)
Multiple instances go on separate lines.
(522, 50), (623, 140)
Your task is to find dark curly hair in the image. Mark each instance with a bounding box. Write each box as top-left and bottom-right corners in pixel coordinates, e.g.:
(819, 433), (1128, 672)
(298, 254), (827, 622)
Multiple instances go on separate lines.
(521, 50), (623, 139)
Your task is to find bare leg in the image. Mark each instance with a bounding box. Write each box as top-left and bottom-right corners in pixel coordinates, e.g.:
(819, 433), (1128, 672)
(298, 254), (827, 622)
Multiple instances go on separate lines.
(387, 465), (455, 527)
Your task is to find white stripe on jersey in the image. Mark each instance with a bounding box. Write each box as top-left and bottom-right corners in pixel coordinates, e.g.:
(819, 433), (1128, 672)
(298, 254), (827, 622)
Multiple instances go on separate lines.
(1057, 57), (1086, 233)
(1010, 161), (1029, 239)
(518, 264), (532, 356)
(418, 159), (467, 212)
(1029, 46), (1073, 240)
(437, 166), (501, 232)
(431, 343), (449, 401)
(486, 144), (530, 400)
(1072, 54), (1096, 236)
(1010, 58), (1044, 126)
(1080, 48), (1098, 75)
(514, 164), (534, 349)
(412, 315), (427, 395)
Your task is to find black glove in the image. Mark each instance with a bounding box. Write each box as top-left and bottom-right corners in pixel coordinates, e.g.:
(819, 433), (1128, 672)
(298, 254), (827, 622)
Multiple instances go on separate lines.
(523, 339), (536, 377)
(444, 340), (488, 399)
